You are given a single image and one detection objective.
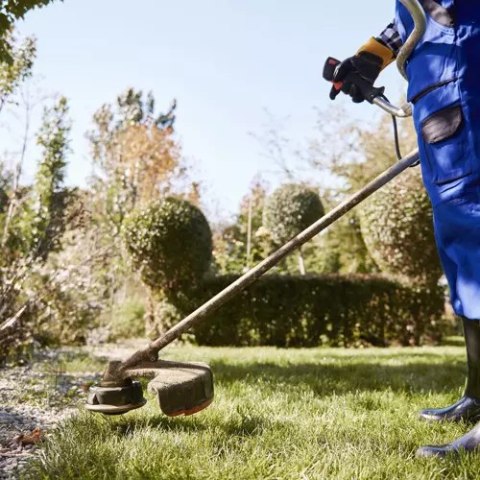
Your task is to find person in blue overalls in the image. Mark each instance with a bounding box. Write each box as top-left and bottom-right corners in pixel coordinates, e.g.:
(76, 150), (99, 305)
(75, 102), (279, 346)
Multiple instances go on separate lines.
(331, 0), (480, 457)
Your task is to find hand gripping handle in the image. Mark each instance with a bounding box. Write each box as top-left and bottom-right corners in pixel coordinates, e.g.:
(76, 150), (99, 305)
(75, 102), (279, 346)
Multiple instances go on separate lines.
(323, 0), (426, 118)
(322, 56), (385, 104)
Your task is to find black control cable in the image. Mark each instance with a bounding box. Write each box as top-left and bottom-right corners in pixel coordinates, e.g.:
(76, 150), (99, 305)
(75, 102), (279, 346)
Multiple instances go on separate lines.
(380, 94), (419, 167)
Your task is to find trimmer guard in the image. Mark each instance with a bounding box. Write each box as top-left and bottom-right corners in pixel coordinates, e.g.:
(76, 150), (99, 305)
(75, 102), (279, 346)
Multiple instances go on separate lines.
(147, 361), (214, 416)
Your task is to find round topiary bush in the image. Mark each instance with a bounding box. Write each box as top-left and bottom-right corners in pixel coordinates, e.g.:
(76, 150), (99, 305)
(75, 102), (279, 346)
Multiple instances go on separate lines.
(263, 184), (325, 245)
(358, 168), (442, 285)
(122, 197), (213, 293)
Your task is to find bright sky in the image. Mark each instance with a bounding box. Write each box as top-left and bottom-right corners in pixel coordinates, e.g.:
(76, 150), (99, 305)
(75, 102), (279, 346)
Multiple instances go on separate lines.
(9, 0), (406, 220)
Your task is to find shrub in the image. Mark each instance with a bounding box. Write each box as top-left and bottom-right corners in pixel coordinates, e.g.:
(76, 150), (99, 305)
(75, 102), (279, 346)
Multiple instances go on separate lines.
(172, 274), (445, 348)
(25, 265), (102, 347)
(145, 299), (184, 339)
(263, 184), (325, 245)
(122, 197), (213, 293)
(105, 298), (146, 341)
(359, 168), (442, 285)
(312, 212), (379, 274)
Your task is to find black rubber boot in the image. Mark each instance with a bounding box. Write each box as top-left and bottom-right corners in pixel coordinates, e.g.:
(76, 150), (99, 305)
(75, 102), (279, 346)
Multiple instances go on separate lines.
(416, 420), (480, 458)
(419, 318), (480, 423)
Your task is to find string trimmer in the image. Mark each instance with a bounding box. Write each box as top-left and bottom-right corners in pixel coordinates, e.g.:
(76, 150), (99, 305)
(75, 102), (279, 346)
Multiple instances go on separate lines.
(86, 0), (426, 417)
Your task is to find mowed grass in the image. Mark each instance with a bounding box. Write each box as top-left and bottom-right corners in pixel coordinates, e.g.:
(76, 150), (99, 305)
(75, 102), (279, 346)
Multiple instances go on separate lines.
(21, 343), (480, 480)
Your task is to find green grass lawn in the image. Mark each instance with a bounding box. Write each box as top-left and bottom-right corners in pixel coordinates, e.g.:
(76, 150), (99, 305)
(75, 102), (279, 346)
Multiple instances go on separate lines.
(21, 343), (480, 480)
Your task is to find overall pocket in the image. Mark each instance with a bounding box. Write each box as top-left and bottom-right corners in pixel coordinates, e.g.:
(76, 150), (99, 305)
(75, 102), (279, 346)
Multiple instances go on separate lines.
(413, 80), (472, 186)
(420, 103), (471, 185)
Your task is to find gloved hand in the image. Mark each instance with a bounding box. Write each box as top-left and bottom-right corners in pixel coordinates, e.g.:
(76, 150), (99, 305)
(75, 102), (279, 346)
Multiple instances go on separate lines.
(330, 38), (395, 103)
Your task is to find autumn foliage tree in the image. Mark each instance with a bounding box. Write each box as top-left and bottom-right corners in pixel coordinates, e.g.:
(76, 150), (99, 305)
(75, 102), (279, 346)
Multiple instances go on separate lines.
(88, 89), (185, 233)
(78, 89), (200, 340)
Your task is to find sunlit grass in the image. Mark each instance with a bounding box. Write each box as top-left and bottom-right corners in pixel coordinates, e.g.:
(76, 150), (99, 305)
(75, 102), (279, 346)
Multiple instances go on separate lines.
(22, 343), (480, 480)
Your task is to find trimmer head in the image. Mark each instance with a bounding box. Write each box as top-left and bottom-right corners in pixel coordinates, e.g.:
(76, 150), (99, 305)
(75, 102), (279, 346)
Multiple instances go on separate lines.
(147, 361), (214, 416)
(86, 379), (147, 415)
(86, 360), (214, 417)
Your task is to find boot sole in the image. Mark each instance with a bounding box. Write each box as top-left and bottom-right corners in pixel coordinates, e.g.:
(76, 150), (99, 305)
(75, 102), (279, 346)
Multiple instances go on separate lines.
(419, 411), (480, 424)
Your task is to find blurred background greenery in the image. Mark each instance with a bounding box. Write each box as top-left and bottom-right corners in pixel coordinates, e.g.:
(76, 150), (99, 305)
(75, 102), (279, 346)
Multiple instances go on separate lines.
(0, 1), (455, 364)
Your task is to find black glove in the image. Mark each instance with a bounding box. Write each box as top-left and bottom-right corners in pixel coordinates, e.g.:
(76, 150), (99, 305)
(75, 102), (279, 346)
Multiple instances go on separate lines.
(330, 51), (383, 103)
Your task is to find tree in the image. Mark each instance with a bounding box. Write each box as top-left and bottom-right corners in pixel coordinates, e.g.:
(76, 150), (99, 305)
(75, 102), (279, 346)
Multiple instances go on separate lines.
(0, 34), (36, 353)
(303, 107), (418, 275)
(23, 96), (71, 258)
(312, 211), (379, 274)
(263, 183), (324, 274)
(0, 33), (35, 113)
(0, 34), (36, 260)
(0, 1), (59, 64)
(213, 180), (270, 274)
(0, 96), (73, 359)
(84, 90), (195, 337)
(88, 89), (182, 233)
(307, 106), (441, 284)
(308, 105), (417, 195)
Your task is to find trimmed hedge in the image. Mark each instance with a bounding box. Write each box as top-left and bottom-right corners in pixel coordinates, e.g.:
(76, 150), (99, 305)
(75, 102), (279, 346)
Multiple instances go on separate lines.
(263, 184), (325, 245)
(122, 197), (212, 292)
(359, 168), (442, 285)
(174, 274), (445, 347)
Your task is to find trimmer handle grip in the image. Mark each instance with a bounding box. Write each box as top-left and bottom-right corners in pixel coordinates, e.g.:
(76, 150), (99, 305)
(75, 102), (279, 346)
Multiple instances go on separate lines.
(322, 56), (385, 104)
(323, 57), (342, 88)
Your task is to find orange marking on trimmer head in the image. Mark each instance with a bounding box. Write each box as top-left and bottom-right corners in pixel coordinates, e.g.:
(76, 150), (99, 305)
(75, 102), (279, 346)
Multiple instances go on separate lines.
(167, 397), (214, 417)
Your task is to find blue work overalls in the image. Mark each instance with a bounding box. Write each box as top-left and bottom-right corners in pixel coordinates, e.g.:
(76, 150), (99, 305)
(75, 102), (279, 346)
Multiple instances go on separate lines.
(395, 0), (480, 319)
